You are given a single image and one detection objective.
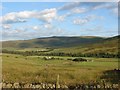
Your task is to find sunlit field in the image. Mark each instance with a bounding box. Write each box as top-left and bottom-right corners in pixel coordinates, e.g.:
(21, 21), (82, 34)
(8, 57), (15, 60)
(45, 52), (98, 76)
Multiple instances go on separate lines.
(2, 53), (118, 85)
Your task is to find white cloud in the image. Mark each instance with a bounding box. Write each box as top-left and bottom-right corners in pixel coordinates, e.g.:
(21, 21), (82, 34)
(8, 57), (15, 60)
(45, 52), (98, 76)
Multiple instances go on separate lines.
(56, 13), (71, 21)
(44, 23), (53, 29)
(1, 12), (27, 24)
(2, 27), (36, 40)
(58, 2), (81, 11)
(71, 7), (87, 14)
(32, 24), (53, 30)
(93, 3), (117, 10)
(57, 15), (66, 21)
(1, 2), (118, 41)
(73, 15), (98, 25)
(1, 8), (57, 24)
(1, 3), (117, 25)
(2, 25), (64, 41)
(91, 3), (118, 16)
(57, 2), (117, 22)
(2, 24), (11, 29)
(59, 2), (117, 16)
(32, 26), (41, 30)
(36, 8), (57, 23)
(73, 19), (88, 25)
(17, 11), (36, 18)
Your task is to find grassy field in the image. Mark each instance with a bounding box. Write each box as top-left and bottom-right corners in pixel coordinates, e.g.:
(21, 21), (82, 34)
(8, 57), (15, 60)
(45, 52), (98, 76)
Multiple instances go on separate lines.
(2, 53), (118, 85)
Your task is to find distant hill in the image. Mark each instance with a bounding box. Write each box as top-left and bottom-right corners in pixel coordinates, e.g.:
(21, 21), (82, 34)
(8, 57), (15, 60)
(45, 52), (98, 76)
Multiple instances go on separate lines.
(53, 35), (119, 54)
(2, 35), (119, 54)
(2, 36), (105, 49)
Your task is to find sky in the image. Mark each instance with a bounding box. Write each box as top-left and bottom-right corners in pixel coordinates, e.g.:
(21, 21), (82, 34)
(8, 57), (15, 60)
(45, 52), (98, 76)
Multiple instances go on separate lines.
(0, 2), (118, 41)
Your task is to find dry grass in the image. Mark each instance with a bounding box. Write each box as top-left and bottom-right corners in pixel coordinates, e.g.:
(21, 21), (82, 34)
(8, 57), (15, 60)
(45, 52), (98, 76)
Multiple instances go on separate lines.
(2, 54), (118, 85)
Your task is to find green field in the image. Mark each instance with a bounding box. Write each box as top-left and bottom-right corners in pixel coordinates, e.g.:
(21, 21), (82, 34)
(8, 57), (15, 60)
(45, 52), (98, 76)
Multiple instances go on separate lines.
(2, 53), (118, 85)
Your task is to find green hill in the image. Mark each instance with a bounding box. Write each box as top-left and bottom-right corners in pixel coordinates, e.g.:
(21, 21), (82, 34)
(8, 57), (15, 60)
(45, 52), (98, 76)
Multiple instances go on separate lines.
(2, 35), (119, 54)
(53, 35), (119, 54)
(2, 36), (104, 49)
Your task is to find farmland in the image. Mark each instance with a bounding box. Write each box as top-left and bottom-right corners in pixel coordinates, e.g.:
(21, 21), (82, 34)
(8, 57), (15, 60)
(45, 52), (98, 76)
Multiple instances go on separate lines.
(1, 1), (119, 89)
(2, 53), (119, 85)
(1, 35), (119, 88)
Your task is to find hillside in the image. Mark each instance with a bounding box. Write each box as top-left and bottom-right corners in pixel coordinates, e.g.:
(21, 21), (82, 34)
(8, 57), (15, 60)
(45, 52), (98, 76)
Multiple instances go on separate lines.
(2, 35), (119, 54)
(2, 36), (105, 49)
(53, 35), (119, 54)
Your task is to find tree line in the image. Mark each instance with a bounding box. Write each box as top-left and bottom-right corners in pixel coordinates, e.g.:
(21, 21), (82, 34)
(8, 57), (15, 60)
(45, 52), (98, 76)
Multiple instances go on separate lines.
(2, 49), (120, 58)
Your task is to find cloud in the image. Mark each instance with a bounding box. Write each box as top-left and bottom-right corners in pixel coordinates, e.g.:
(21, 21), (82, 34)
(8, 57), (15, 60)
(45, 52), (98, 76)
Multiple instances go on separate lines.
(36, 8), (57, 23)
(57, 2), (117, 23)
(58, 2), (81, 11)
(1, 8), (57, 24)
(1, 3), (117, 25)
(89, 2), (118, 16)
(73, 15), (97, 25)
(44, 23), (53, 29)
(60, 2), (118, 21)
(58, 2), (106, 11)
(92, 2), (117, 10)
(71, 7), (87, 14)
(56, 13), (71, 21)
(32, 26), (41, 31)
(2, 27), (38, 40)
(2, 2), (118, 41)
(32, 24), (53, 31)
(57, 15), (66, 21)
(73, 19), (88, 25)
(2, 24), (11, 29)
(57, 7), (87, 22)
(17, 11), (36, 18)
(59, 2), (117, 15)
(1, 12), (28, 24)
(2, 25), (64, 41)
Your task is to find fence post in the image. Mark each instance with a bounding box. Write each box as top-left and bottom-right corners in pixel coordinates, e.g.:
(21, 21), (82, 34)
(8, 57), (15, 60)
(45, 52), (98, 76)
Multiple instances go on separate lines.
(56, 74), (60, 89)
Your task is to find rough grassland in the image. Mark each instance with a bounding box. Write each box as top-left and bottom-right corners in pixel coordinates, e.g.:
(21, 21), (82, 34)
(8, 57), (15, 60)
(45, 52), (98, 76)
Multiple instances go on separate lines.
(2, 54), (118, 85)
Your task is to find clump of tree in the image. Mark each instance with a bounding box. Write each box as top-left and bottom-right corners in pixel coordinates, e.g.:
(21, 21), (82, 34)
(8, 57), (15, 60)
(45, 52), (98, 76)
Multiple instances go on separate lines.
(72, 58), (87, 62)
(2, 49), (120, 58)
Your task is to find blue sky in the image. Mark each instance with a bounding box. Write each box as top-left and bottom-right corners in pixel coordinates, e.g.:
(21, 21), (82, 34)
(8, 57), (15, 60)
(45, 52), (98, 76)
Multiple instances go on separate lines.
(1, 2), (118, 40)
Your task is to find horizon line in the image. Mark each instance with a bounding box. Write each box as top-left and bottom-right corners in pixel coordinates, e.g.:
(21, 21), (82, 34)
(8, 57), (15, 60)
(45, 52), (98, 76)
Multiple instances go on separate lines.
(1, 34), (119, 42)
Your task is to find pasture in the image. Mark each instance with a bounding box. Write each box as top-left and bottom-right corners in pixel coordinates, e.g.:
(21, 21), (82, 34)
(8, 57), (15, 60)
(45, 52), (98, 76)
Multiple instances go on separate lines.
(2, 53), (118, 85)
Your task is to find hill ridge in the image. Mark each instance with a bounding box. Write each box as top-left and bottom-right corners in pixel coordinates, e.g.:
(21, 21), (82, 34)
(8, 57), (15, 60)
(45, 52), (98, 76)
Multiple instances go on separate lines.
(2, 35), (119, 55)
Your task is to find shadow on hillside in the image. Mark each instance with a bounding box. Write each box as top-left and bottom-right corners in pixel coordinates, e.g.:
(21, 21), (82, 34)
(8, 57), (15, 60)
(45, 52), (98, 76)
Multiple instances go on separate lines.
(100, 69), (120, 84)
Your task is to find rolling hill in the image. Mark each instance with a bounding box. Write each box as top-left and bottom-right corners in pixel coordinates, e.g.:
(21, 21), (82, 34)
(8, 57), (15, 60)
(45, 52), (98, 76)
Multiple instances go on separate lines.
(52, 35), (119, 54)
(2, 36), (105, 49)
(2, 35), (119, 54)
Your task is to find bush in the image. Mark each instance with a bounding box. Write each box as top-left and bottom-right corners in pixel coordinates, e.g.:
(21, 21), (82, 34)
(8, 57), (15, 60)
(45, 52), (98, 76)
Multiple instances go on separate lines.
(72, 58), (87, 62)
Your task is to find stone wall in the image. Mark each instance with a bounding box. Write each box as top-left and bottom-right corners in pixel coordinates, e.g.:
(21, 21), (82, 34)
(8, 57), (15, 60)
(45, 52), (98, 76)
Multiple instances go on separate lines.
(1, 82), (119, 89)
